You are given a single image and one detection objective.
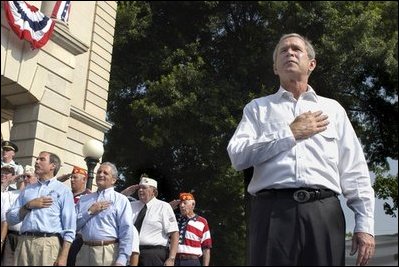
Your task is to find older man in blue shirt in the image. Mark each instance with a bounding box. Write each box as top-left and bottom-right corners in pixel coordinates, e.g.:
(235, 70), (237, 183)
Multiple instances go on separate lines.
(75, 162), (134, 266)
(6, 151), (76, 266)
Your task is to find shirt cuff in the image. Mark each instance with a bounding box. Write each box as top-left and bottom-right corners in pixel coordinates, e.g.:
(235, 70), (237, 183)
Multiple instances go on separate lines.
(116, 254), (128, 266)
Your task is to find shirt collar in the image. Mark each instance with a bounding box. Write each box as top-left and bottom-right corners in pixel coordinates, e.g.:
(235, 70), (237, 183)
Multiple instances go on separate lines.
(276, 85), (319, 102)
(145, 196), (157, 208)
(97, 186), (114, 197)
(38, 176), (57, 185)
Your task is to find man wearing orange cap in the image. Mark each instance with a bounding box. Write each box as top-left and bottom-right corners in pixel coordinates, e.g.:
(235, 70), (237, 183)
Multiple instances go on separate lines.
(70, 166), (91, 204)
(174, 193), (212, 266)
(67, 166), (91, 266)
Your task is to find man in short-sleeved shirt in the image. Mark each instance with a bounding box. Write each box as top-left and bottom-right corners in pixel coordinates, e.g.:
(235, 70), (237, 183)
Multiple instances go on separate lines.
(131, 177), (178, 266)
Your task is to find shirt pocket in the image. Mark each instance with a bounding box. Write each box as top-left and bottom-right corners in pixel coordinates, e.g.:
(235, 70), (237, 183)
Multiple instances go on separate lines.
(98, 203), (116, 219)
(260, 121), (287, 140)
(317, 126), (339, 163)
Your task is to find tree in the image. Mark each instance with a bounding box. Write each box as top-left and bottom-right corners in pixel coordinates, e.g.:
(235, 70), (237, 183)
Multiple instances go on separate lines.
(374, 166), (398, 217)
(106, 2), (398, 265)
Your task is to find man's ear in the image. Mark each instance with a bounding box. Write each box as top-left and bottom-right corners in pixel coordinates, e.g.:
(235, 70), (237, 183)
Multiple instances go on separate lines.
(308, 59), (316, 72)
(273, 64), (278, 75)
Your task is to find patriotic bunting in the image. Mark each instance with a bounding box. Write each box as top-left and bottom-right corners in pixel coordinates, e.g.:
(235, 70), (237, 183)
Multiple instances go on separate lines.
(52, 1), (71, 23)
(3, 1), (72, 50)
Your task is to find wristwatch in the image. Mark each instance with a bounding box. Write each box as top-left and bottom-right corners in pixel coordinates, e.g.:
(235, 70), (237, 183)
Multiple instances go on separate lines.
(88, 209), (93, 215)
(24, 203), (31, 210)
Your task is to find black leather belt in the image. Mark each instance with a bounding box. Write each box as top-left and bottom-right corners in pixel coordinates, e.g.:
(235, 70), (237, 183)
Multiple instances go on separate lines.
(21, 232), (61, 238)
(139, 245), (168, 250)
(7, 230), (20, 236)
(176, 254), (199, 260)
(256, 188), (337, 203)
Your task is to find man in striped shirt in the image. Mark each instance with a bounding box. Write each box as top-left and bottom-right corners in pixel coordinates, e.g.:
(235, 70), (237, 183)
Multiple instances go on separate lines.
(174, 193), (212, 266)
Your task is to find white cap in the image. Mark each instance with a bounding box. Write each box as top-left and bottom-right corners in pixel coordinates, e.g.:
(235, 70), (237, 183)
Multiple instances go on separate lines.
(139, 177), (157, 188)
(24, 165), (35, 175)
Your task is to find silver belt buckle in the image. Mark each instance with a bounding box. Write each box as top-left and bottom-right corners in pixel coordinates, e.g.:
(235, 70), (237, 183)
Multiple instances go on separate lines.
(293, 190), (310, 203)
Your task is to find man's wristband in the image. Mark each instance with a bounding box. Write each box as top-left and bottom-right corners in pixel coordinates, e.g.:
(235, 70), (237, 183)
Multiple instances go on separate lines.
(167, 257), (175, 261)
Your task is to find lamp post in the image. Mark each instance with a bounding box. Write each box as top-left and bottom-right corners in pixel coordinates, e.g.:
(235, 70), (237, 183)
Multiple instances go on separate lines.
(82, 139), (104, 190)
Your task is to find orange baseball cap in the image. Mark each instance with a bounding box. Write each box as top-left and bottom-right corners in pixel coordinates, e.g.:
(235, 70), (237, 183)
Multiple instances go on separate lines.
(179, 192), (195, 201)
(72, 166), (87, 177)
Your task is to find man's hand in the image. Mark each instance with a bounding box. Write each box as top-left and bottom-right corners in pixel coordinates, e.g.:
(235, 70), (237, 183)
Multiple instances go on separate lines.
(121, 184), (139, 196)
(28, 196), (53, 209)
(88, 201), (112, 215)
(57, 174), (71, 182)
(350, 232), (375, 266)
(290, 111), (329, 140)
(169, 199), (181, 210)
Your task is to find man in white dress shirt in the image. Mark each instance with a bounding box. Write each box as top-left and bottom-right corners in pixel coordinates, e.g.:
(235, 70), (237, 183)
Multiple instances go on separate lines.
(131, 176), (178, 266)
(227, 33), (375, 266)
(1, 165), (37, 266)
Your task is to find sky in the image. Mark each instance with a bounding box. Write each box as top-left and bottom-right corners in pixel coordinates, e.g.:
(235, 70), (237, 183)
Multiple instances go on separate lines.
(340, 158), (398, 235)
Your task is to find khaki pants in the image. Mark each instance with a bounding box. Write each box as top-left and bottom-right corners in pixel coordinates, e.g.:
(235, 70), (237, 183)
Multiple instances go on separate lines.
(16, 235), (61, 266)
(75, 243), (119, 266)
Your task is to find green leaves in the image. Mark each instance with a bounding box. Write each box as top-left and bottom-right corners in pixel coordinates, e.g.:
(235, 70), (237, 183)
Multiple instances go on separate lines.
(106, 2), (397, 264)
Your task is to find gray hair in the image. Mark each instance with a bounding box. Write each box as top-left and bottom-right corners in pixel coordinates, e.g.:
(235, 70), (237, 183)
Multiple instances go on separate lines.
(100, 162), (118, 179)
(273, 33), (316, 63)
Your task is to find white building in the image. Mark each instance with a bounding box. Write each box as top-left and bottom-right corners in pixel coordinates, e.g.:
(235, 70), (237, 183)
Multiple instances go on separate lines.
(1, 1), (117, 189)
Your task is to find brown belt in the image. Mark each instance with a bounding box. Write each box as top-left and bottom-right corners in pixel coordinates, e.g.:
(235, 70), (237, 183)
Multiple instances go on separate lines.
(176, 254), (199, 260)
(83, 239), (119, 246)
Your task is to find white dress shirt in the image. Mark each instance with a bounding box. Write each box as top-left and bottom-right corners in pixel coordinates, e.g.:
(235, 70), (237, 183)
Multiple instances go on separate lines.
(1, 190), (21, 232)
(227, 86), (375, 235)
(131, 197), (178, 246)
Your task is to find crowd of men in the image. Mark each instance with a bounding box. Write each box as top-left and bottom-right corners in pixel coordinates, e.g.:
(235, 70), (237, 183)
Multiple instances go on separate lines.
(1, 141), (212, 266)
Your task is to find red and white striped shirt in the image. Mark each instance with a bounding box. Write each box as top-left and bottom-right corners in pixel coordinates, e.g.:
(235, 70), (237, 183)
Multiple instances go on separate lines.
(177, 214), (212, 256)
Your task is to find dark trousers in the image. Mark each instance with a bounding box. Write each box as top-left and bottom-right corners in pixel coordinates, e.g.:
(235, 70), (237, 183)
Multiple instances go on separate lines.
(139, 246), (169, 266)
(67, 234), (83, 266)
(175, 258), (201, 266)
(249, 193), (345, 266)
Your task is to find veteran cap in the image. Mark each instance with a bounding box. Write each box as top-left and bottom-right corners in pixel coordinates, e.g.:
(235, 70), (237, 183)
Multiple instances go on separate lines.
(24, 165), (35, 175)
(179, 192), (195, 201)
(2, 141), (18, 152)
(139, 177), (158, 188)
(72, 166), (88, 177)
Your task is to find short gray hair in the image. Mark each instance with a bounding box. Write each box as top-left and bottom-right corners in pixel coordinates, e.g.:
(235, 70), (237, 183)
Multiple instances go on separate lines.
(100, 162), (118, 179)
(273, 33), (315, 63)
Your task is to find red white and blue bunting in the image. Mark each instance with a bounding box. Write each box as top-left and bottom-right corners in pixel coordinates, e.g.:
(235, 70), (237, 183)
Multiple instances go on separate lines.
(52, 1), (71, 23)
(3, 1), (71, 49)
